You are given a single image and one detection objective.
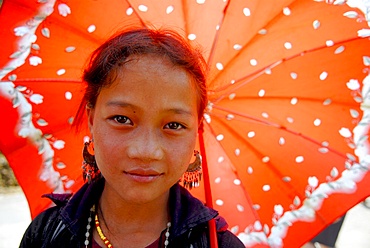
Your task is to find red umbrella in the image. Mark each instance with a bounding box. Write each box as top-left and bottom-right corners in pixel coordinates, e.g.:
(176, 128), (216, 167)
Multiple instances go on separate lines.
(1, 0), (370, 247)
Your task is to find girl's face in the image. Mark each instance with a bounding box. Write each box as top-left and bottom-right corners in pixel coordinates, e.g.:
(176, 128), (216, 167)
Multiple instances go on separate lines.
(88, 54), (199, 204)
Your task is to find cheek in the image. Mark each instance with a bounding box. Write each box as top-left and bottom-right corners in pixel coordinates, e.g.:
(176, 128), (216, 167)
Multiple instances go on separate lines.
(92, 129), (121, 169)
(170, 133), (197, 170)
(167, 152), (191, 179)
(93, 140), (111, 172)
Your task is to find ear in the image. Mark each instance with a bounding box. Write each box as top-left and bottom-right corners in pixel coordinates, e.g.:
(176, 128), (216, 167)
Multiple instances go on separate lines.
(86, 106), (95, 134)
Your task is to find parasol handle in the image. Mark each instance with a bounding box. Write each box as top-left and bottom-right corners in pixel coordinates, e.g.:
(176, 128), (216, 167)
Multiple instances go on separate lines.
(198, 122), (219, 248)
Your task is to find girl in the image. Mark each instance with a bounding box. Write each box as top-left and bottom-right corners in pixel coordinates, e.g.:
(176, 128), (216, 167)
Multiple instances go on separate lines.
(20, 27), (244, 248)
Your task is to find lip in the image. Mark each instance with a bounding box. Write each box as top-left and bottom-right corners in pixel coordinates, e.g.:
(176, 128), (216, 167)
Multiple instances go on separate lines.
(124, 168), (163, 183)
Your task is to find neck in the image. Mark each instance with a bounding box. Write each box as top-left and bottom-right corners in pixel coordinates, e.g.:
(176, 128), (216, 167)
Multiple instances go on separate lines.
(98, 184), (170, 236)
(92, 184), (171, 247)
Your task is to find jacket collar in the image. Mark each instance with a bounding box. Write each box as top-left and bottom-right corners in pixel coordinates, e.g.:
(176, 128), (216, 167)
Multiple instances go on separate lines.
(169, 183), (219, 237)
(44, 179), (104, 237)
(45, 178), (223, 238)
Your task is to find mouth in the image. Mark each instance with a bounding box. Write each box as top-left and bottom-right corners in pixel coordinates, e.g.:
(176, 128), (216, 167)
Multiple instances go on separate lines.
(124, 169), (163, 183)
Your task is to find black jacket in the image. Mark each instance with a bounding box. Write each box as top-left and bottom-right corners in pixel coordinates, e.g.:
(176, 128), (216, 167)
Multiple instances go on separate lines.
(19, 179), (244, 247)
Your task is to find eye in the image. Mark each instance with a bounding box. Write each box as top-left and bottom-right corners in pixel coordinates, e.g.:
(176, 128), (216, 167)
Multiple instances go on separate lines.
(111, 115), (132, 125)
(164, 122), (185, 130)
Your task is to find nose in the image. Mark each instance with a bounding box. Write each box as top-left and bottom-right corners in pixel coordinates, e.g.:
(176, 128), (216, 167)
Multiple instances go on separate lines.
(127, 128), (164, 162)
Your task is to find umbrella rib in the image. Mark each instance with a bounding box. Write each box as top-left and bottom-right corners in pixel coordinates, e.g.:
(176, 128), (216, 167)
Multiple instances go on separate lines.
(125, 0), (147, 27)
(206, 113), (357, 225)
(55, 0), (150, 43)
(214, 96), (360, 108)
(40, 10), (101, 45)
(211, 105), (280, 128)
(203, 121), (264, 221)
(210, 36), (366, 101)
(180, 0), (190, 41)
(211, 104), (350, 159)
(41, 0), (146, 46)
(205, 117), (309, 218)
(205, 1), (231, 67)
(206, 0), (296, 83)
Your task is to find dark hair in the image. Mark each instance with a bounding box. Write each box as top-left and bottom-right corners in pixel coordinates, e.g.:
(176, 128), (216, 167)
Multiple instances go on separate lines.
(74, 27), (208, 129)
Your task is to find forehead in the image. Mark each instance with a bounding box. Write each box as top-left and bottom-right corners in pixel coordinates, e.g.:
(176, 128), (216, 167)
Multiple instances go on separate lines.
(110, 54), (196, 89)
(96, 54), (201, 116)
(101, 54), (196, 100)
(123, 54), (178, 73)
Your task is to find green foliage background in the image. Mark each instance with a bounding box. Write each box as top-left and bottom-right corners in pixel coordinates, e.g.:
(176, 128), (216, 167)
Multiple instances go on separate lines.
(0, 153), (18, 187)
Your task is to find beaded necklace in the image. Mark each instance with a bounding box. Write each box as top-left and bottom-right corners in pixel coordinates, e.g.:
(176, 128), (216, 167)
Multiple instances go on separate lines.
(84, 205), (171, 248)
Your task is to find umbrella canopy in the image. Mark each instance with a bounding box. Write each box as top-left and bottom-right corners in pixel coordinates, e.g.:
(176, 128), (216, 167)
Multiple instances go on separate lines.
(1, 0), (370, 247)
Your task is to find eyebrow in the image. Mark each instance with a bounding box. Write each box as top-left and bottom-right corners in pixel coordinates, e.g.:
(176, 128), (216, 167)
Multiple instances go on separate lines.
(106, 101), (133, 108)
(106, 101), (195, 116)
(167, 108), (195, 117)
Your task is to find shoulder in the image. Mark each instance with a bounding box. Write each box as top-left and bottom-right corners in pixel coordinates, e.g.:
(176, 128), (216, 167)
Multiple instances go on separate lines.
(170, 185), (244, 247)
(28, 205), (62, 232)
(19, 205), (62, 247)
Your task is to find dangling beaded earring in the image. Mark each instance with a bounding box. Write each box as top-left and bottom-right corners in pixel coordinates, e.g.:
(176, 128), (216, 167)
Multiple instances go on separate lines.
(182, 150), (202, 189)
(82, 140), (101, 183)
